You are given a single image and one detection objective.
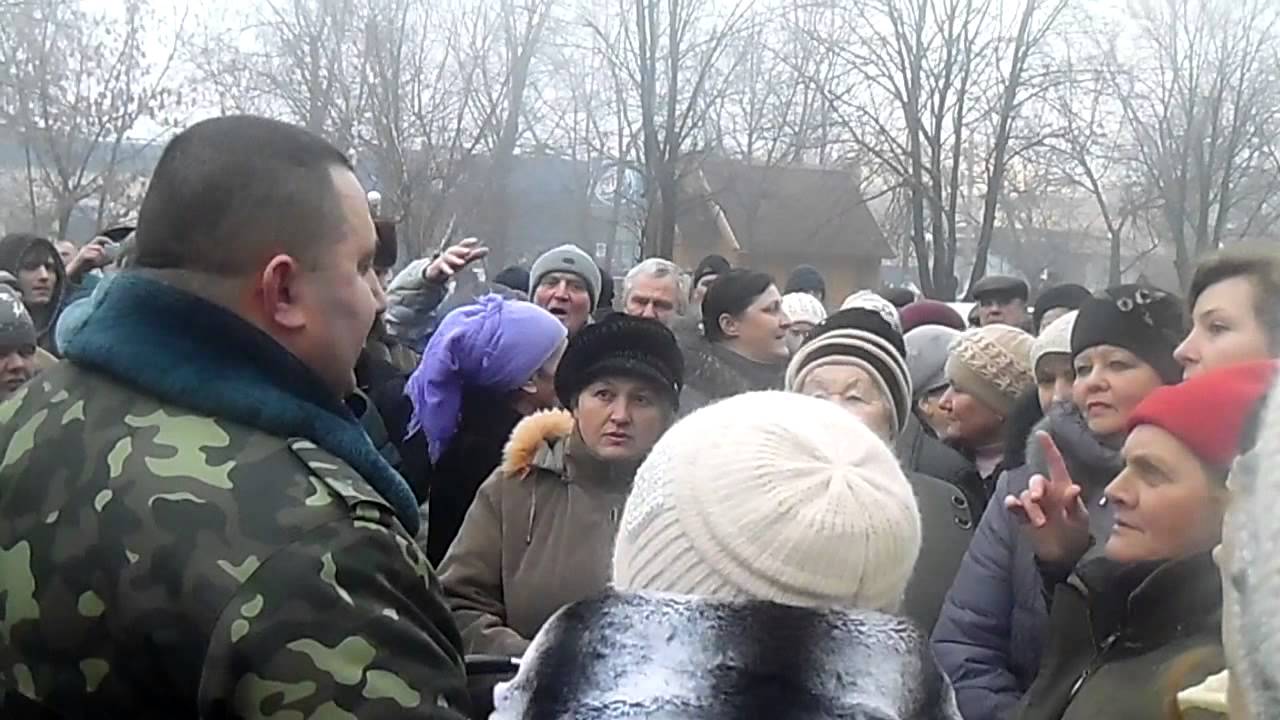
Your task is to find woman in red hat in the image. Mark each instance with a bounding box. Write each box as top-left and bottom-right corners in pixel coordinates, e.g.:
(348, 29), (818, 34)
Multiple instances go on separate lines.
(1007, 360), (1276, 720)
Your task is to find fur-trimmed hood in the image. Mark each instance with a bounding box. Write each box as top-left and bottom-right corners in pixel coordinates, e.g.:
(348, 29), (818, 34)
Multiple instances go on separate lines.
(493, 591), (963, 719)
(501, 408), (574, 477)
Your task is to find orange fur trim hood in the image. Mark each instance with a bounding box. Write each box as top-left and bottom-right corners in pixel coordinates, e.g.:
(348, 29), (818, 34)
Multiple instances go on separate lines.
(500, 409), (574, 477)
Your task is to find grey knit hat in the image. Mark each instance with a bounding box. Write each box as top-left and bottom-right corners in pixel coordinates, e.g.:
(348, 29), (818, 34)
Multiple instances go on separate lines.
(0, 277), (36, 350)
(905, 325), (961, 401)
(531, 244), (602, 310)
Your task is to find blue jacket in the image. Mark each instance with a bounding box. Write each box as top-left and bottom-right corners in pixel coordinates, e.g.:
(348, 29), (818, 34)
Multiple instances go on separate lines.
(930, 405), (1120, 720)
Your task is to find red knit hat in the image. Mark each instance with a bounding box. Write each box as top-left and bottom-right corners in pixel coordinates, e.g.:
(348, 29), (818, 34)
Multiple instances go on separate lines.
(1126, 360), (1277, 469)
(900, 300), (966, 333)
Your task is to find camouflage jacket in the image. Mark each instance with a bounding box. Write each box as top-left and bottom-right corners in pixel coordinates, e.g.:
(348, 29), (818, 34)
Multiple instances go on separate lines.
(0, 364), (470, 718)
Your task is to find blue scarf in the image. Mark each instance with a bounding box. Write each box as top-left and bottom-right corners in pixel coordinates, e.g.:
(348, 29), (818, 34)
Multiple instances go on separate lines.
(62, 272), (420, 534)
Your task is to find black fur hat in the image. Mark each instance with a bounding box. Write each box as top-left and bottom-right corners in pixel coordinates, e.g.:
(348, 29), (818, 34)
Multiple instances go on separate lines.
(555, 313), (685, 409)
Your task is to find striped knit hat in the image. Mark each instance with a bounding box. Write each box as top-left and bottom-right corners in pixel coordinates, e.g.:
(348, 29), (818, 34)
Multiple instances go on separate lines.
(785, 308), (912, 434)
(611, 391), (922, 612)
(945, 324), (1035, 417)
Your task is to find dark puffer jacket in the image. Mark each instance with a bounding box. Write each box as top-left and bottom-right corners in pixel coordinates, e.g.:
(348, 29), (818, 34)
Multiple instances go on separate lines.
(931, 404), (1121, 720)
(493, 591), (963, 720)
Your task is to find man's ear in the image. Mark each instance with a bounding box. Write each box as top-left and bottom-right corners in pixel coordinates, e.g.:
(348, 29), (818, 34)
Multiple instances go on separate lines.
(259, 254), (306, 331)
(718, 312), (739, 339)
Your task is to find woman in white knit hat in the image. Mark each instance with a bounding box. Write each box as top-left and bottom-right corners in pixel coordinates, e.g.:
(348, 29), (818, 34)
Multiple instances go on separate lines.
(612, 390), (921, 610)
(780, 291), (827, 355)
(487, 391), (963, 720)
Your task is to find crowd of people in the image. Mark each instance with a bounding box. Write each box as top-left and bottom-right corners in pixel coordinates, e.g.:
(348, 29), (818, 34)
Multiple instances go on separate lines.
(1, 114), (1280, 719)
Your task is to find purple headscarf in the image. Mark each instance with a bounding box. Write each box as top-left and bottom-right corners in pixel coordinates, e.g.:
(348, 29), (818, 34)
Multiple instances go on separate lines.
(406, 294), (567, 463)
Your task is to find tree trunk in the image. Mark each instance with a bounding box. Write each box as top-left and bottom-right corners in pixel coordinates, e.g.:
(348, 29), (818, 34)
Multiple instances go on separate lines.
(969, 0), (1037, 290)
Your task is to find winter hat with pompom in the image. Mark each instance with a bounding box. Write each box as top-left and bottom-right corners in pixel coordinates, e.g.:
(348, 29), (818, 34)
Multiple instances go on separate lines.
(611, 391), (922, 612)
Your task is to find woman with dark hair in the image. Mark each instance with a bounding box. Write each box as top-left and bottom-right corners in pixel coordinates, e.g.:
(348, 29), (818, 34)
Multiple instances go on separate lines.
(1176, 243), (1280, 378)
(679, 268), (790, 412)
(933, 285), (1186, 720)
(1011, 361), (1274, 720)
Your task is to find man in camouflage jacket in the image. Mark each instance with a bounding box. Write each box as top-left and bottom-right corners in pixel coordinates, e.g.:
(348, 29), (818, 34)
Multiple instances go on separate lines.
(0, 116), (470, 718)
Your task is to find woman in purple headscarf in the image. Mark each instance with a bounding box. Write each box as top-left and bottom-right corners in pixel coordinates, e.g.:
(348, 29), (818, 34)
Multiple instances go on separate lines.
(394, 294), (568, 565)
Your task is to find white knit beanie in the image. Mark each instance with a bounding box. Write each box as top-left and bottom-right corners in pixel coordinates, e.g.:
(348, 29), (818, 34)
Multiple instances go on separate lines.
(781, 292), (828, 327)
(839, 291), (902, 335)
(612, 391), (922, 612)
(1031, 310), (1078, 374)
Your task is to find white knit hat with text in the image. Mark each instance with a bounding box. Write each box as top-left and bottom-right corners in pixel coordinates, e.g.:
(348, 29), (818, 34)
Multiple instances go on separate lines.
(611, 391), (922, 612)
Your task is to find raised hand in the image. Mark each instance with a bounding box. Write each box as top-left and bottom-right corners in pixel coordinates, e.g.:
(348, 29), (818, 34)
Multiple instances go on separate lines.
(425, 237), (490, 284)
(1005, 431), (1091, 564)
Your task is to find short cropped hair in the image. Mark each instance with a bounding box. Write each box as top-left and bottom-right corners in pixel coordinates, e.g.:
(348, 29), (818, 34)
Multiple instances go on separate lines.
(1190, 243), (1280, 354)
(623, 258), (687, 313)
(702, 269), (775, 343)
(133, 115), (355, 275)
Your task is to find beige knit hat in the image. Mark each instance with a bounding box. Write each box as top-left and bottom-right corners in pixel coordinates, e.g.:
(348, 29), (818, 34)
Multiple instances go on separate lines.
(611, 391), (922, 612)
(944, 324), (1034, 417)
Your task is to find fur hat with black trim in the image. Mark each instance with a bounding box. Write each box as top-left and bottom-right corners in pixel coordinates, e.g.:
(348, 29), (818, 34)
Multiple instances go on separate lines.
(555, 313), (684, 409)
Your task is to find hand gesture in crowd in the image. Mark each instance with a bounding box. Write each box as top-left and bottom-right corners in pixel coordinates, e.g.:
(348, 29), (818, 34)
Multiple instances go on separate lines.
(66, 237), (116, 281)
(1005, 432), (1091, 564)
(425, 237), (489, 284)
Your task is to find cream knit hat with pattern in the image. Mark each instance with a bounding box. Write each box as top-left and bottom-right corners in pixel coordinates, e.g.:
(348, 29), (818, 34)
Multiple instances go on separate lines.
(611, 391), (922, 612)
(944, 324), (1035, 417)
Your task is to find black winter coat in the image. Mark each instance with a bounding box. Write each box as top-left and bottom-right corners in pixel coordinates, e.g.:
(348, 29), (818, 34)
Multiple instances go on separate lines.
(903, 471), (976, 635)
(898, 414), (987, 512)
(375, 380), (524, 566)
(1016, 553), (1224, 720)
(677, 333), (785, 414)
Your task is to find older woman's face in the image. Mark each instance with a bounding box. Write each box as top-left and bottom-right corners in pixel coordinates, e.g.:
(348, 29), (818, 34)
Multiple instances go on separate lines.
(1175, 276), (1272, 379)
(797, 363), (895, 442)
(576, 376), (671, 462)
(1072, 345), (1164, 439)
(1103, 424), (1226, 564)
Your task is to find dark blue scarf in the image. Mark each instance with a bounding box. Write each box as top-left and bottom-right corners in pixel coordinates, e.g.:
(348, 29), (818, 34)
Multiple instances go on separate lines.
(62, 272), (420, 534)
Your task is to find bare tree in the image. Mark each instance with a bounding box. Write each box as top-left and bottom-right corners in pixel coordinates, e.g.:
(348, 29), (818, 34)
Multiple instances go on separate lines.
(584, 0), (753, 259)
(1107, 0), (1280, 288)
(1043, 44), (1152, 286)
(0, 0), (184, 237)
(966, 0), (1071, 289)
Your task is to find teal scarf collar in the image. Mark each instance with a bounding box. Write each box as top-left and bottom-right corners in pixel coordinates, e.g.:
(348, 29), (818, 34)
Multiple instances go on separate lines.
(62, 273), (420, 534)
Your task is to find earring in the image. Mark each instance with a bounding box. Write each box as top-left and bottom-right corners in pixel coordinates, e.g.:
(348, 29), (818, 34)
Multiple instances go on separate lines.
(1099, 496), (1109, 507)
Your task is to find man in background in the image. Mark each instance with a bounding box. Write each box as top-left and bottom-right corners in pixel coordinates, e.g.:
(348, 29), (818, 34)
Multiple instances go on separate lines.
(969, 275), (1029, 329)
